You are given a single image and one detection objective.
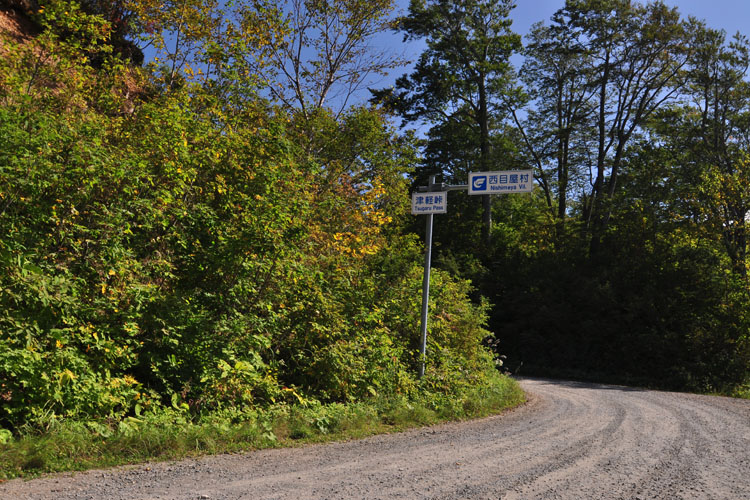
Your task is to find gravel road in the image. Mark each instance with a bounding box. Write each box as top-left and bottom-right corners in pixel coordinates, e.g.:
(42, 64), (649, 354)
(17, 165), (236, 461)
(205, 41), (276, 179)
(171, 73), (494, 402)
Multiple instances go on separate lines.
(2, 378), (749, 500)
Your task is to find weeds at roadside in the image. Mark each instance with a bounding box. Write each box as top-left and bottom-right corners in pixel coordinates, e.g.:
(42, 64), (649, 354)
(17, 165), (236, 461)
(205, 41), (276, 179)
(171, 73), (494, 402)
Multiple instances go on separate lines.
(0, 375), (524, 480)
(731, 382), (750, 400)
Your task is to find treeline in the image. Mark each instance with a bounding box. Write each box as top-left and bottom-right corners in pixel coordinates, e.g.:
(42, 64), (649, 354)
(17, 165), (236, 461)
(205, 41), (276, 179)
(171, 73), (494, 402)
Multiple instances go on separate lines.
(0, 0), (502, 434)
(1, 0), (748, 440)
(379, 0), (749, 392)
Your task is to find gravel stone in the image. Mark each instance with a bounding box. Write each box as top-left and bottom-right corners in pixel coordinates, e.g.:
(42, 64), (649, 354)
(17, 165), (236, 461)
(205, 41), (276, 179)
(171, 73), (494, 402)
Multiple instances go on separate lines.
(1, 378), (748, 499)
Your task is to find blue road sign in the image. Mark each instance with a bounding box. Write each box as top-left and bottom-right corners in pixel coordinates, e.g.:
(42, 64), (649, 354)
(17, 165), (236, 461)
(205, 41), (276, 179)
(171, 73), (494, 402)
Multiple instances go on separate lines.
(468, 170), (533, 195)
(472, 175), (488, 191)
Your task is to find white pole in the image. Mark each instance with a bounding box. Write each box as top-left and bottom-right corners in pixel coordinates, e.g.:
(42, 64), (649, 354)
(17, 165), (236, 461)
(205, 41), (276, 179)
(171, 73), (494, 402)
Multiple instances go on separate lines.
(418, 176), (436, 379)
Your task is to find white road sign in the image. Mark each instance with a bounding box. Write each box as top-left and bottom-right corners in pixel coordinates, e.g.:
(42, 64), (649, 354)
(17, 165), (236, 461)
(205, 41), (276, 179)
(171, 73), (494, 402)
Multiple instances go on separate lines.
(412, 192), (447, 214)
(468, 170), (533, 195)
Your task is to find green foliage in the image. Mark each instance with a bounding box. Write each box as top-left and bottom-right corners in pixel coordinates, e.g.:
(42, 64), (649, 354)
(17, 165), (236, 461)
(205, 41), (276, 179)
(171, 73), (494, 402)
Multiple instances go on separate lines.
(375, 0), (522, 243)
(489, 208), (750, 393)
(376, 0), (749, 395)
(0, 0), (504, 438)
(0, 373), (523, 479)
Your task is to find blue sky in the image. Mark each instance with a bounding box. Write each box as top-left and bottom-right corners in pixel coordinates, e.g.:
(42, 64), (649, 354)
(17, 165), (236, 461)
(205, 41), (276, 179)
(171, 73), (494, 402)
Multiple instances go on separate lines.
(393, 0), (750, 67)
(510, 0), (750, 40)
(142, 1), (750, 109)
(370, 0), (750, 106)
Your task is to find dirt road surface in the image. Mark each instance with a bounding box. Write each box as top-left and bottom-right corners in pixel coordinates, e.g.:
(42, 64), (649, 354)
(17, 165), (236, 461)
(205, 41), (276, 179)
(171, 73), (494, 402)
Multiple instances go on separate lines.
(2, 378), (749, 499)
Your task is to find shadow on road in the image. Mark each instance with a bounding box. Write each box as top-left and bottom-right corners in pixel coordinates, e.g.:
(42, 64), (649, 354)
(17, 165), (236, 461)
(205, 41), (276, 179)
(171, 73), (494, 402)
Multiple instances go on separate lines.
(515, 376), (647, 393)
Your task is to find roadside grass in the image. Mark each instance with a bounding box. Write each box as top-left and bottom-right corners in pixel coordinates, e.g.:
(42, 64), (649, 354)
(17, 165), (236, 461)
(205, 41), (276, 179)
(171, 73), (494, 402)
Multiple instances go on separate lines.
(731, 381), (750, 400)
(0, 374), (524, 480)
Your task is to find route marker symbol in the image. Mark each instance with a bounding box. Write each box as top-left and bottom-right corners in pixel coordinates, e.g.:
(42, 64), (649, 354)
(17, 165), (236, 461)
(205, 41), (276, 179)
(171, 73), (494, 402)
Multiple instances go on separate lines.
(411, 171), (534, 379)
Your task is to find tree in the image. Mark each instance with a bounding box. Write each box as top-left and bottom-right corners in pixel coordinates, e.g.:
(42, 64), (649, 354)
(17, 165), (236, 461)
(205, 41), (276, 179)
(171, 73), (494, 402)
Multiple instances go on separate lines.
(0, 0), (503, 431)
(577, 0), (689, 251)
(513, 0), (689, 252)
(129, 0), (223, 89)
(689, 28), (750, 277)
(374, 0), (520, 245)
(648, 24), (750, 276)
(510, 18), (594, 237)
(77, 0), (144, 64)
(251, 0), (401, 121)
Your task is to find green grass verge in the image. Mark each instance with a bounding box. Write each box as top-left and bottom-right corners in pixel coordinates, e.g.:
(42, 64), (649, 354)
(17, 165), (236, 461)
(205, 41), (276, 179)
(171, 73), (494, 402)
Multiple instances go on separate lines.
(0, 374), (524, 480)
(731, 381), (750, 400)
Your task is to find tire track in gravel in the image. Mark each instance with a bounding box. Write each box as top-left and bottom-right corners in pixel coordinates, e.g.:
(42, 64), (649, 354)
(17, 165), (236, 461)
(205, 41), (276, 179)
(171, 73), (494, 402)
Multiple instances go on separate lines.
(2, 378), (748, 500)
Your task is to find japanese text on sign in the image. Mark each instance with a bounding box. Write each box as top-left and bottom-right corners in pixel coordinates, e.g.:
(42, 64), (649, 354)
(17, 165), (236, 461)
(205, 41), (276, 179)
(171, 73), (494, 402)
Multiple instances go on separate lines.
(468, 170), (533, 195)
(412, 192), (447, 214)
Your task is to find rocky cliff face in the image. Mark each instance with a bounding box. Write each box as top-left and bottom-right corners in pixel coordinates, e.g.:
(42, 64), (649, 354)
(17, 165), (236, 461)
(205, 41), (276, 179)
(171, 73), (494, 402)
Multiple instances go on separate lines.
(0, 0), (39, 40)
(1, 1), (143, 65)
(1, 0), (143, 115)
(2, 0), (40, 13)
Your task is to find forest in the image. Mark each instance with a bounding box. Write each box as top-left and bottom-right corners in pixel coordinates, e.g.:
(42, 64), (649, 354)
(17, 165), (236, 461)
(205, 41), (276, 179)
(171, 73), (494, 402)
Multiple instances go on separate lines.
(376, 0), (750, 393)
(0, 0), (748, 455)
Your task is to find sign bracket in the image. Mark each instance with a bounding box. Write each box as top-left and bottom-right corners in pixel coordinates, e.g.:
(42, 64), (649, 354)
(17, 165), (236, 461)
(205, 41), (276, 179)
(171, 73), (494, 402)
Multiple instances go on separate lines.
(413, 170), (533, 379)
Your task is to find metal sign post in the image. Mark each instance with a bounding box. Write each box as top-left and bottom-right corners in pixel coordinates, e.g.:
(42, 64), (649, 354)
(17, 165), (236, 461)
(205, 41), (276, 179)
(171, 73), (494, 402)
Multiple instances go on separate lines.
(415, 175), (441, 379)
(414, 176), (466, 378)
(418, 210), (433, 379)
(412, 170), (532, 379)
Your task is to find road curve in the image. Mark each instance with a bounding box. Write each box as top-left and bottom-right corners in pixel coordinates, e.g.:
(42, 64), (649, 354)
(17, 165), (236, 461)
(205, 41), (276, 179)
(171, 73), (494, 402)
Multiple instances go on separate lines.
(2, 378), (749, 499)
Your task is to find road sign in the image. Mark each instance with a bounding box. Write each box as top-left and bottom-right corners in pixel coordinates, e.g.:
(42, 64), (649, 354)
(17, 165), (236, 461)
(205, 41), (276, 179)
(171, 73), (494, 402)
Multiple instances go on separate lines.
(410, 172), (533, 378)
(468, 169), (533, 195)
(412, 192), (447, 214)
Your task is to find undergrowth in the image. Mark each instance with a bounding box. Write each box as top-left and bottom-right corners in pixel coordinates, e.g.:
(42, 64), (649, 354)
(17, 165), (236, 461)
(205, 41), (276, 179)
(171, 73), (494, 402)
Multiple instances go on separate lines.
(731, 380), (750, 400)
(0, 374), (524, 480)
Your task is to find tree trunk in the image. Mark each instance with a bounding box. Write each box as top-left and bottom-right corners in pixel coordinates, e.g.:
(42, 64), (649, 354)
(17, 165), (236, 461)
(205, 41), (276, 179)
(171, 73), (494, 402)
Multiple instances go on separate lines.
(479, 71), (491, 246)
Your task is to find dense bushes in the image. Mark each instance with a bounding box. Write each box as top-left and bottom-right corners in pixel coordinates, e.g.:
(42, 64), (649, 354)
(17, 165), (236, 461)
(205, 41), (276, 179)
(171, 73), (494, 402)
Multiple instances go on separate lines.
(0, 1), (508, 436)
(486, 213), (750, 393)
